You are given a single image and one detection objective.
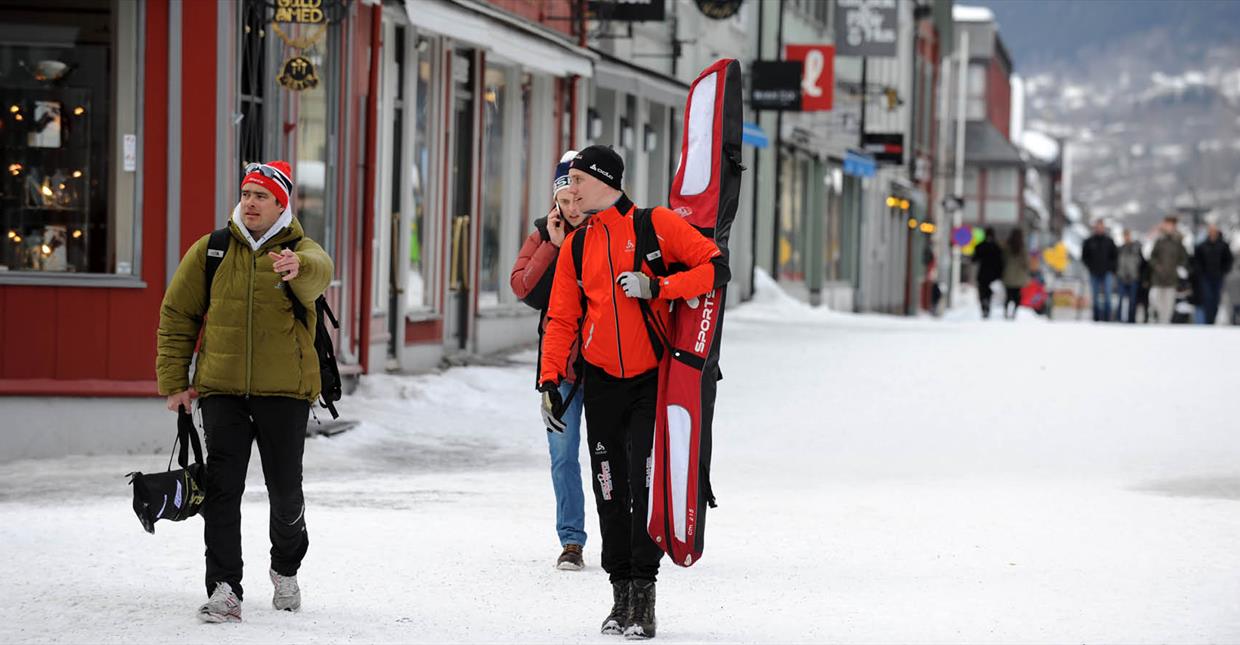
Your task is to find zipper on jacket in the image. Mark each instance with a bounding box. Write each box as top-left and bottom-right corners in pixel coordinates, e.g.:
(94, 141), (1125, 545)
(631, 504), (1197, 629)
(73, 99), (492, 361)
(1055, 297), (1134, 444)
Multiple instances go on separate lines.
(245, 250), (256, 396)
(601, 223), (626, 377)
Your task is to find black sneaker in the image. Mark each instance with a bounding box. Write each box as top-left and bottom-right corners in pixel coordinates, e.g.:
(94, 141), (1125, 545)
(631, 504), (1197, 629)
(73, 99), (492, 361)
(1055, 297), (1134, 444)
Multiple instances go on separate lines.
(623, 580), (656, 639)
(556, 544), (584, 571)
(600, 580), (631, 635)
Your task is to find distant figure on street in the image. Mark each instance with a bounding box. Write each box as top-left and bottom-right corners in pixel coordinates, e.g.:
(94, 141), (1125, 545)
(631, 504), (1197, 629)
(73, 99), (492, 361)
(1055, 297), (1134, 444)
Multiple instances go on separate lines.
(1081, 219), (1118, 322)
(973, 227), (1002, 319)
(1193, 224), (1233, 325)
(1001, 229), (1028, 320)
(1115, 229), (1145, 323)
(1226, 263), (1240, 325)
(1148, 216), (1189, 324)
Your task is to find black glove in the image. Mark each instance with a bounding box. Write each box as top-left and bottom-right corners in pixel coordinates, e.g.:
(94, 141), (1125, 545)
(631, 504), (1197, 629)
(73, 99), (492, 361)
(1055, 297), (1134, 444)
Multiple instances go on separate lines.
(538, 381), (566, 433)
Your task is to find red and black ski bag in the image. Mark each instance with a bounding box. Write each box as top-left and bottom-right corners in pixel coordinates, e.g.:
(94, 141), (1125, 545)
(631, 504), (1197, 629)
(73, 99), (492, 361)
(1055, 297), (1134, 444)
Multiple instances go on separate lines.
(646, 58), (743, 567)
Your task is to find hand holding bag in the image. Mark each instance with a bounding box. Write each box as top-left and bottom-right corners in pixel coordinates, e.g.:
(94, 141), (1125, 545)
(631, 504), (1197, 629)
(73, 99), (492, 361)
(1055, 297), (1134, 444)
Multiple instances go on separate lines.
(126, 407), (206, 534)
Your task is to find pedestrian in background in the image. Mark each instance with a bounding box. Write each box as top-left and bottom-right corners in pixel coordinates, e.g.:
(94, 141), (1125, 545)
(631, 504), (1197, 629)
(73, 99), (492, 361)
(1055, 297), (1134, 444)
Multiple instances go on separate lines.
(1116, 229), (1144, 323)
(1225, 262), (1240, 325)
(973, 227), (1002, 319)
(1082, 219), (1118, 322)
(1001, 228), (1028, 320)
(1193, 224), (1233, 325)
(509, 150), (589, 572)
(1148, 216), (1189, 324)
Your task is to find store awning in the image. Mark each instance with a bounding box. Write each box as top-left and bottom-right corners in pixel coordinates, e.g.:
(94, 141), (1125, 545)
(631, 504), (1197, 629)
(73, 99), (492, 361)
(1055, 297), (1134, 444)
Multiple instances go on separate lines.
(742, 122), (769, 148)
(405, 0), (595, 78)
(592, 51), (688, 108)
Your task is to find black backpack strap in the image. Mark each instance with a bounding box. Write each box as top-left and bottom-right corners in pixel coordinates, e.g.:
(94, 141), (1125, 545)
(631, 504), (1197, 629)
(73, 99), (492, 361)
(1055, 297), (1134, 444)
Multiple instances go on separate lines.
(203, 227), (232, 314)
(631, 208), (670, 361)
(279, 237), (309, 326)
(571, 227), (586, 288)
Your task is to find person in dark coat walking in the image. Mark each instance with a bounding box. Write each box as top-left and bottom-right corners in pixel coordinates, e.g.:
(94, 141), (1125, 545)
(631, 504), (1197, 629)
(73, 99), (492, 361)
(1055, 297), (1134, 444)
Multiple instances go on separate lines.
(1081, 219), (1119, 322)
(1000, 229), (1029, 320)
(1148, 216), (1189, 324)
(1115, 229), (1145, 323)
(972, 227), (1003, 319)
(1193, 224), (1234, 324)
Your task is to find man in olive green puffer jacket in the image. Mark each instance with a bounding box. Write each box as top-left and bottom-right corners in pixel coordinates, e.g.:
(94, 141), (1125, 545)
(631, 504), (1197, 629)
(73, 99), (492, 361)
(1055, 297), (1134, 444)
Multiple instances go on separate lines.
(156, 160), (332, 623)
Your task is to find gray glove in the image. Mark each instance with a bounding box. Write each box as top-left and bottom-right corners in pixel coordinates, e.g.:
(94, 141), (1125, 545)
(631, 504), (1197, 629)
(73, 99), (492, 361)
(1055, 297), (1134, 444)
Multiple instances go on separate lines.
(616, 271), (659, 299)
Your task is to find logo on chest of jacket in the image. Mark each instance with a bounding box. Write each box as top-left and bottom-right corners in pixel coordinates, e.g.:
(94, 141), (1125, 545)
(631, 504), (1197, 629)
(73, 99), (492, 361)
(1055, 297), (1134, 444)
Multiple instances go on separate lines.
(625, 239), (635, 253)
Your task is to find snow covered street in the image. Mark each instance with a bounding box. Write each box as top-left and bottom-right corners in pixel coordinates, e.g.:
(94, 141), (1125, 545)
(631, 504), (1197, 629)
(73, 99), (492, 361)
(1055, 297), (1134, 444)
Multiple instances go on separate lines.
(3, 276), (1239, 643)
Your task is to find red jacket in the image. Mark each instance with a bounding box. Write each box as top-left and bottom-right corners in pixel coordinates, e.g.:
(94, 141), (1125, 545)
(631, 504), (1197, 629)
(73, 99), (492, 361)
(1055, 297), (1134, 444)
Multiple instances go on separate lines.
(539, 195), (724, 384)
(511, 217), (581, 384)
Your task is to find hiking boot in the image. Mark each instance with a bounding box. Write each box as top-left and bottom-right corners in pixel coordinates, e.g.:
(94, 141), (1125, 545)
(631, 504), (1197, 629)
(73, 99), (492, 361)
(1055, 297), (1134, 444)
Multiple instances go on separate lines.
(556, 544), (584, 571)
(197, 582), (242, 623)
(600, 580), (631, 635)
(623, 580), (656, 639)
(270, 568), (301, 612)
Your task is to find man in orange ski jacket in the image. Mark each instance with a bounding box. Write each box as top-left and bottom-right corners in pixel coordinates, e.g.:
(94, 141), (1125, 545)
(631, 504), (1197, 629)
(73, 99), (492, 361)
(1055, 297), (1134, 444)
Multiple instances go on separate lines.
(536, 145), (728, 639)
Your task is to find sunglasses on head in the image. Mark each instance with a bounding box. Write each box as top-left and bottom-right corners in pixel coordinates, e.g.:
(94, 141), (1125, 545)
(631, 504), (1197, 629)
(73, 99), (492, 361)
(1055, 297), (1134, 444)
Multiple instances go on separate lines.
(242, 163), (292, 193)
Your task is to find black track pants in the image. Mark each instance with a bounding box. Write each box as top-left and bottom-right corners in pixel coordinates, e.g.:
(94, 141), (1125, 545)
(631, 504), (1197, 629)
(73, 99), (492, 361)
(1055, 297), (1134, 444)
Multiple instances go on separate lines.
(582, 362), (664, 583)
(200, 395), (309, 600)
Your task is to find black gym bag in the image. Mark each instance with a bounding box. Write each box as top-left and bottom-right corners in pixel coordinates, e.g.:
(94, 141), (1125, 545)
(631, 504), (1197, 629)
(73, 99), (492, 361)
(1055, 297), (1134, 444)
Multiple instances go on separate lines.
(127, 407), (206, 534)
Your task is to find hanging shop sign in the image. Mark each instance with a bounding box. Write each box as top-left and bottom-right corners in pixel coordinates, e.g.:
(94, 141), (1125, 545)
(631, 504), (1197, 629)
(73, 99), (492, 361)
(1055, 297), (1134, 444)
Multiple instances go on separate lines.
(694, 0), (743, 20)
(784, 44), (834, 112)
(588, 0), (666, 22)
(861, 132), (904, 164)
(750, 61), (802, 111)
(272, 20), (327, 92)
(273, 0), (326, 24)
(834, 0), (899, 58)
(277, 55), (320, 91)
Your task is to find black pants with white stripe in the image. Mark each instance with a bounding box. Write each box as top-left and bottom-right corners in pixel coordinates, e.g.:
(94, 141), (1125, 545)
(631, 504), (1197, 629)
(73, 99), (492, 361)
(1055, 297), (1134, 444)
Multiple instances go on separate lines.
(582, 362), (664, 583)
(200, 395), (309, 600)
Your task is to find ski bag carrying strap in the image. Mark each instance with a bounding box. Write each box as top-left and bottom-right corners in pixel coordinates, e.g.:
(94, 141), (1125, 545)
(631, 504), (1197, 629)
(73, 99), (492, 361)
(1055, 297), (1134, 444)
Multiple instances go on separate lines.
(126, 407), (206, 534)
(631, 208), (671, 360)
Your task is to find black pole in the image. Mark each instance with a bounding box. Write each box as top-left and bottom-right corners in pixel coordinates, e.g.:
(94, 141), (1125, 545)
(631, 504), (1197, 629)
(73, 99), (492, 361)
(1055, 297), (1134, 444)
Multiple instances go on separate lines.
(749, 0), (765, 299)
(772, 0), (785, 280)
(859, 56), (867, 148)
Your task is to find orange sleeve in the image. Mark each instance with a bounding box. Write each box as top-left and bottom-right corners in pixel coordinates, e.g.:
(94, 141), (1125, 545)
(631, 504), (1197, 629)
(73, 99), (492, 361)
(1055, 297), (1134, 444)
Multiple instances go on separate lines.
(538, 229), (585, 385)
(650, 208), (726, 302)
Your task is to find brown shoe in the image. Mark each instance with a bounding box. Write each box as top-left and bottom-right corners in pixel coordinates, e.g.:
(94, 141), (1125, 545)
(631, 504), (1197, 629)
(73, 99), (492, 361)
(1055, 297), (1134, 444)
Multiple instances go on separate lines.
(556, 544), (584, 571)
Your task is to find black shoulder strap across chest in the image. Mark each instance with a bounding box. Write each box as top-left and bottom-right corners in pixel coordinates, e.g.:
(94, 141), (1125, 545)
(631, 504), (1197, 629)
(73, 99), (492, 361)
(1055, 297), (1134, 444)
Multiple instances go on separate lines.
(203, 227), (232, 315)
(631, 208), (666, 276)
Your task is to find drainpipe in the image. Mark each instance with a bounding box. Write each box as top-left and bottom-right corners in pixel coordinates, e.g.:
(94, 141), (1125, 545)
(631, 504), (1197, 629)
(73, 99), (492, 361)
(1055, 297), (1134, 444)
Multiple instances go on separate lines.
(359, 2), (382, 374)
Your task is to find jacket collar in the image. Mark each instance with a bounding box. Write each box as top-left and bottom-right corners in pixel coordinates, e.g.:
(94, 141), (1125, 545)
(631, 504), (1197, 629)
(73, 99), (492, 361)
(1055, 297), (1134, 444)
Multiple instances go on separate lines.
(591, 193), (635, 227)
(230, 203), (298, 251)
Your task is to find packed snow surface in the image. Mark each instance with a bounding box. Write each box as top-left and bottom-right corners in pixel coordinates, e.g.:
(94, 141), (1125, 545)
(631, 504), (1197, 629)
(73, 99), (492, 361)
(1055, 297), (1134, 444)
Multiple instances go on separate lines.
(2, 271), (1238, 643)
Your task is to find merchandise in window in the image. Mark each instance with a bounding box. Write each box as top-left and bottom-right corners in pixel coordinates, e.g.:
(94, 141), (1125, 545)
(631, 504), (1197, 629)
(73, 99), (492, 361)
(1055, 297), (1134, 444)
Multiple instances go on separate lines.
(478, 63), (509, 309)
(408, 51), (432, 311)
(0, 0), (135, 275)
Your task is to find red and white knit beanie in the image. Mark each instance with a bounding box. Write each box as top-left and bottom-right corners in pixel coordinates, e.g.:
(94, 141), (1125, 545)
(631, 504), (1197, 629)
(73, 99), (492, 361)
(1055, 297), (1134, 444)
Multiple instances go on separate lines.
(240, 160), (294, 208)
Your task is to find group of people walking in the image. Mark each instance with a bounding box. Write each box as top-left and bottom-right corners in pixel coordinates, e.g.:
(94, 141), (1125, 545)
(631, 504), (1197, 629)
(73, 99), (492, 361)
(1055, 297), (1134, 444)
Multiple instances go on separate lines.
(1081, 216), (1236, 325)
(154, 147), (725, 639)
(972, 226), (1030, 320)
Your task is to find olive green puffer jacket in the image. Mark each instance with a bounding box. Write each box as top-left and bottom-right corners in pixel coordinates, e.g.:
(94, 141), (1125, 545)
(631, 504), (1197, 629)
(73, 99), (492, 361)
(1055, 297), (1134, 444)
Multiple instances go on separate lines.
(156, 217), (333, 401)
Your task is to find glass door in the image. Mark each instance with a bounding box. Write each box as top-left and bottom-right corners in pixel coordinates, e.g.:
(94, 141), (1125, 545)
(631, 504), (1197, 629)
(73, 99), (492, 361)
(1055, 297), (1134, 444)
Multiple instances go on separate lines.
(446, 48), (476, 351)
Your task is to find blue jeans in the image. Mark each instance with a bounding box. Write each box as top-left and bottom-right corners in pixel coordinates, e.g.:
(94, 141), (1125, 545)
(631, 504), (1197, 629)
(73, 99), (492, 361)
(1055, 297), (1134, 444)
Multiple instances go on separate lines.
(1117, 280), (1139, 323)
(547, 381), (587, 547)
(1199, 276), (1223, 324)
(1090, 273), (1115, 321)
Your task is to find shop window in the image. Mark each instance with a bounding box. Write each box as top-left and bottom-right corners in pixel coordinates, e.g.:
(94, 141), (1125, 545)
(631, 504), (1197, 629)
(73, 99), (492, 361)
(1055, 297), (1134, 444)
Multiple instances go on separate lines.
(292, 27), (330, 248)
(966, 63), (986, 121)
(239, 0), (267, 169)
(408, 42), (433, 312)
(478, 62), (510, 309)
(778, 153), (808, 282)
(0, 0), (140, 276)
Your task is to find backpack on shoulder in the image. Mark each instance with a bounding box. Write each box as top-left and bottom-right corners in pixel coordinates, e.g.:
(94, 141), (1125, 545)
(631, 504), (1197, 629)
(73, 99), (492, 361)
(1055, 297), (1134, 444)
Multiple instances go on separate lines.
(204, 227), (343, 419)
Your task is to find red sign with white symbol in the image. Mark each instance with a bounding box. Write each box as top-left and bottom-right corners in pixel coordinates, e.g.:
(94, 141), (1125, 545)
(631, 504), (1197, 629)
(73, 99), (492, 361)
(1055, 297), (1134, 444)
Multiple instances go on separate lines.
(784, 44), (834, 111)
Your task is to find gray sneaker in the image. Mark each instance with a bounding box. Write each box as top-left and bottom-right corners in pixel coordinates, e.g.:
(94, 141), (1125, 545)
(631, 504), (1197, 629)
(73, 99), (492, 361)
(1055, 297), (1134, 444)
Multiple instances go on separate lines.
(270, 569), (301, 612)
(197, 582), (242, 623)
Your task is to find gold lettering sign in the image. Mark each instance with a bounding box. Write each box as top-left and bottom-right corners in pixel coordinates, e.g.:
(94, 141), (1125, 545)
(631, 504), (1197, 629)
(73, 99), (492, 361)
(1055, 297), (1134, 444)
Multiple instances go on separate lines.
(277, 55), (319, 92)
(274, 0), (325, 24)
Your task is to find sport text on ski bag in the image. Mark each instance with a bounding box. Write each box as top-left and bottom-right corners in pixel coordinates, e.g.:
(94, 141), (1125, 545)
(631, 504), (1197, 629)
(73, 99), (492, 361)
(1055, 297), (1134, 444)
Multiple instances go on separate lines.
(646, 58), (743, 567)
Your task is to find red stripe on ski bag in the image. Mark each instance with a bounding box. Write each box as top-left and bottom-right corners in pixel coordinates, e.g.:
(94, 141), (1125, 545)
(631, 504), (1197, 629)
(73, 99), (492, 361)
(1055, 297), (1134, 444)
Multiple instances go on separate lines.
(647, 59), (743, 567)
